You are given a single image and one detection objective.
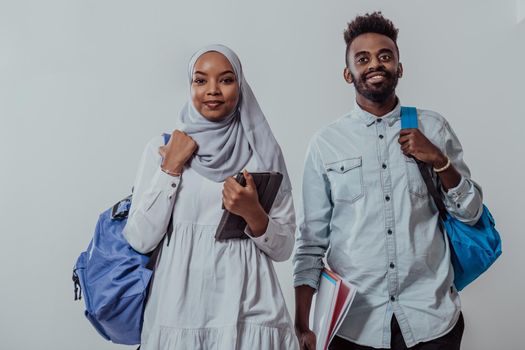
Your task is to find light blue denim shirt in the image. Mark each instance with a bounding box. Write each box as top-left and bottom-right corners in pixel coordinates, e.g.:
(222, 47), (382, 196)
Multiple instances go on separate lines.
(293, 101), (483, 348)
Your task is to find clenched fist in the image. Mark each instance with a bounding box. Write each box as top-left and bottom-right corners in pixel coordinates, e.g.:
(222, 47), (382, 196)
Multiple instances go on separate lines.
(159, 130), (198, 175)
(222, 170), (268, 237)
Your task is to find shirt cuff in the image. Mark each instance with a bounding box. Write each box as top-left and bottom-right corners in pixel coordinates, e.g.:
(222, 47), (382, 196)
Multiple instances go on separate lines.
(293, 269), (323, 291)
(443, 176), (470, 203)
(245, 215), (277, 246)
(151, 167), (181, 199)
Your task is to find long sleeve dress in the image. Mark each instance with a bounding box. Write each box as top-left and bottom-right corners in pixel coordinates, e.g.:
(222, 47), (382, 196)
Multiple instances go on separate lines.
(123, 135), (299, 350)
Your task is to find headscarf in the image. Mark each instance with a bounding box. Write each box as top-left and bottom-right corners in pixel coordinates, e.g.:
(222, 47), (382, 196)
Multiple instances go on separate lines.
(176, 44), (291, 192)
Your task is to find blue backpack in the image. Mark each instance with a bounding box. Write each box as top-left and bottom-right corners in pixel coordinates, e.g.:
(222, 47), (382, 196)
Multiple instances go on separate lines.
(72, 134), (172, 345)
(401, 107), (502, 290)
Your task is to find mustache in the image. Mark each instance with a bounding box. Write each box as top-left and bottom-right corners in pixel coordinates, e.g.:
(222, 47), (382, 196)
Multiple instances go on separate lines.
(363, 67), (392, 80)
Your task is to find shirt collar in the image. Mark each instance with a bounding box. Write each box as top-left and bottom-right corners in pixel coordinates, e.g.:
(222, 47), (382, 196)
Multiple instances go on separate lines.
(352, 99), (402, 127)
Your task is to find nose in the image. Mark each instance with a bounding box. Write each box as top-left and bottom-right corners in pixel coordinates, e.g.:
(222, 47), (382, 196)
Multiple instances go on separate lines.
(367, 56), (383, 71)
(206, 80), (220, 96)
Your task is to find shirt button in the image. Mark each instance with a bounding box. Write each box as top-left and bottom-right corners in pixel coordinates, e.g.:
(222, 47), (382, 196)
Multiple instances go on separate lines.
(171, 183), (177, 188)
(382, 163), (387, 169)
(390, 295), (396, 302)
(457, 203), (461, 208)
(390, 262), (395, 269)
(385, 195), (390, 201)
(264, 237), (269, 242)
(379, 134), (384, 139)
(377, 118), (382, 123)
(387, 229), (393, 235)
(340, 166), (345, 171)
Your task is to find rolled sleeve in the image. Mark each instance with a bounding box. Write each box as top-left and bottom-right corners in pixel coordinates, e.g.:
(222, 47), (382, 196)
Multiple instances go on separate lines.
(442, 176), (483, 224)
(439, 121), (483, 225)
(293, 138), (332, 290)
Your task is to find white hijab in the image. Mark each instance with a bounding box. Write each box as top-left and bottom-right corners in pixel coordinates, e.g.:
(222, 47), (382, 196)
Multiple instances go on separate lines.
(176, 44), (291, 192)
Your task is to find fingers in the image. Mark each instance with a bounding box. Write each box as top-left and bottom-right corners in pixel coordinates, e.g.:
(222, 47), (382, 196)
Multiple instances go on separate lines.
(222, 182), (236, 199)
(158, 146), (167, 158)
(243, 169), (256, 190)
(222, 189), (235, 210)
(224, 176), (243, 191)
(172, 129), (186, 137)
(222, 177), (243, 209)
(399, 128), (416, 136)
(398, 129), (415, 144)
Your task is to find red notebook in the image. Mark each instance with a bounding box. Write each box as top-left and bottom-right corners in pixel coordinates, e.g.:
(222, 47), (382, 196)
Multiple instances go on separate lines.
(311, 268), (357, 350)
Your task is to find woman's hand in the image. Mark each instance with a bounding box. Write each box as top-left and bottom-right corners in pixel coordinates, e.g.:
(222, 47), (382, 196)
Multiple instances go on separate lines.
(222, 170), (268, 236)
(159, 130), (198, 175)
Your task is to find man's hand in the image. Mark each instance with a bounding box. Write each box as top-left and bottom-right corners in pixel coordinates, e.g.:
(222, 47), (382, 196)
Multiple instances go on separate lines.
(398, 129), (447, 168)
(295, 327), (317, 350)
(159, 130), (198, 175)
(222, 170), (268, 236)
(398, 128), (461, 190)
(295, 285), (317, 350)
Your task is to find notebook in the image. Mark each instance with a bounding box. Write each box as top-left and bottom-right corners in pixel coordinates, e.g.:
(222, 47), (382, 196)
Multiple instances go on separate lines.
(311, 268), (357, 350)
(215, 172), (283, 241)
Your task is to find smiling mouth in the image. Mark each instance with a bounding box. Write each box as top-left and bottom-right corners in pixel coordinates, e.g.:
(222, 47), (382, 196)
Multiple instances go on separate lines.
(365, 72), (387, 83)
(203, 101), (224, 109)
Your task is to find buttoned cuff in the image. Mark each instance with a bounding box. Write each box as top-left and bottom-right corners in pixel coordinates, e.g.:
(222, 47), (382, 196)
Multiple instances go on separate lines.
(245, 215), (277, 246)
(443, 176), (470, 203)
(151, 167), (181, 200)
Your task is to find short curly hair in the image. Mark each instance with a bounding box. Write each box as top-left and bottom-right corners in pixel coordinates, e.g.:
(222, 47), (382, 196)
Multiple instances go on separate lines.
(344, 11), (399, 66)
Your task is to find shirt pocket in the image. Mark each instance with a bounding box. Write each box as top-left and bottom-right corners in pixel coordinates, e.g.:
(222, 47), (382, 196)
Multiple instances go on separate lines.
(404, 157), (428, 198)
(325, 157), (364, 203)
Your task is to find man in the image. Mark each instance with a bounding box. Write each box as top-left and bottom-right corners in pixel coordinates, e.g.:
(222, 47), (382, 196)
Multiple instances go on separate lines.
(293, 12), (482, 350)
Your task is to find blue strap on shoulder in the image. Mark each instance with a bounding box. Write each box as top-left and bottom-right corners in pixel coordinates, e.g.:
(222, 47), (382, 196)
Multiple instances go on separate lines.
(163, 133), (171, 145)
(400, 106), (418, 129)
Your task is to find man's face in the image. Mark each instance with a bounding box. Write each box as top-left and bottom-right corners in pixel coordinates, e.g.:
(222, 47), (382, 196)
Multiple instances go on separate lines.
(344, 32), (403, 103)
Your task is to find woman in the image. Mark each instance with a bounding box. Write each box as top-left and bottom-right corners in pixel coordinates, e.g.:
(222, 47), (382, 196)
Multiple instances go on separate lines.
(123, 45), (298, 349)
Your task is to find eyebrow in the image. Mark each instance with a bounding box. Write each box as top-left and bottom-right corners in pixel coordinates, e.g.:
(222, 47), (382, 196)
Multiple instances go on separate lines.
(193, 70), (235, 76)
(354, 48), (394, 57)
(377, 48), (394, 55)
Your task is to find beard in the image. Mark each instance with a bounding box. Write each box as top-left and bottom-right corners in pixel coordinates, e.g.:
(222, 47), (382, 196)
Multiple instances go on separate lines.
(351, 68), (399, 103)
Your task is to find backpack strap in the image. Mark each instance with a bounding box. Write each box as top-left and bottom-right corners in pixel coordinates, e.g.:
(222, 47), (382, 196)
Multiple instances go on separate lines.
(400, 106), (419, 129)
(400, 107), (448, 220)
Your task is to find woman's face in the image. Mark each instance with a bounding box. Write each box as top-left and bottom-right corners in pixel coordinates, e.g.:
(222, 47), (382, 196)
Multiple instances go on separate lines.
(191, 51), (240, 121)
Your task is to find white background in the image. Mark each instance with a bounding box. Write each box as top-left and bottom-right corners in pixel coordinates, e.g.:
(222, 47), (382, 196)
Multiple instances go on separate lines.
(1, 1), (523, 349)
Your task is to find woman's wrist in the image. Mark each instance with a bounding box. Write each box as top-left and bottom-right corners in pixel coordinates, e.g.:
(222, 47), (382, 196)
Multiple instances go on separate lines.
(160, 167), (182, 177)
(161, 160), (184, 176)
(243, 205), (268, 237)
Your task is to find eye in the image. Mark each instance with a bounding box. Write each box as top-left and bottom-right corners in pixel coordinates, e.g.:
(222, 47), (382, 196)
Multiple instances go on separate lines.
(356, 56), (369, 64)
(221, 77), (236, 84)
(193, 78), (206, 85)
(379, 54), (392, 61)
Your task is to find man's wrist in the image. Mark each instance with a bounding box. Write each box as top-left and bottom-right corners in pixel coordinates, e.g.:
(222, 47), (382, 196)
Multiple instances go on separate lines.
(294, 321), (310, 333)
(432, 152), (448, 169)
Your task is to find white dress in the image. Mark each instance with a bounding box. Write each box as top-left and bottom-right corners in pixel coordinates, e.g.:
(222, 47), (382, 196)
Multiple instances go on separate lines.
(123, 136), (299, 350)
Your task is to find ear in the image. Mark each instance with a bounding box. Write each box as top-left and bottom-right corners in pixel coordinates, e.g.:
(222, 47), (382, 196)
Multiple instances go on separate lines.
(343, 67), (353, 84)
(397, 63), (404, 78)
